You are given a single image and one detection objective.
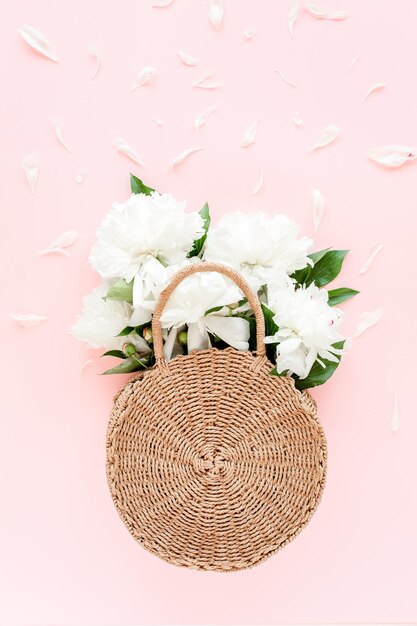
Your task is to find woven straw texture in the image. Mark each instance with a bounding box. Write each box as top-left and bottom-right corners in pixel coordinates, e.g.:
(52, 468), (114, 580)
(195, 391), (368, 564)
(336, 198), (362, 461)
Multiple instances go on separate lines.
(107, 263), (327, 572)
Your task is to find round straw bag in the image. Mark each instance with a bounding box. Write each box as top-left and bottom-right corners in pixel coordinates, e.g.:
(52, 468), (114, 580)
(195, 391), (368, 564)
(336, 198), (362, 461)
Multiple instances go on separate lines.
(107, 262), (327, 572)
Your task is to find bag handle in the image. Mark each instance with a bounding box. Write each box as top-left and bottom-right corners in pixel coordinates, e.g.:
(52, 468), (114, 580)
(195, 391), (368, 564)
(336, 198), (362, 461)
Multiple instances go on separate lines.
(151, 262), (266, 362)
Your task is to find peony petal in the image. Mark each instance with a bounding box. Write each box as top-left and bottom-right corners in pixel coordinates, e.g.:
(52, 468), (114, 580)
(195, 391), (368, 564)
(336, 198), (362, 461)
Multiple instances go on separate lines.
(177, 49), (198, 66)
(22, 154), (39, 194)
(132, 65), (155, 90)
(163, 326), (178, 359)
(288, 0), (299, 37)
(19, 25), (58, 62)
(55, 121), (71, 153)
(38, 229), (78, 256)
(292, 111), (303, 126)
(241, 120), (258, 148)
(368, 145), (417, 168)
(114, 137), (144, 165)
(359, 242), (383, 274)
(204, 315), (249, 351)
(81, 358), (94, 378)
(89, 44), (101, 80)
(152, 0), (175, 6)
(355, 307), (383, 337)
(75, 168), (87, 184)
(363, 82), (386, 102)
(251, 167), (264, 195)
(11, 313), (47, 327)
(274, 68), (298, 88)
(243, 28), (256, 40)
(188, 321), (211, 351)
(391, 396), (400, 433)
(195, 106), (215, 130)
(207, 0), (224, 31)
(312, 188), (324, 232)
(348, 54), (360, 72)
(171, 147), (205, 168)
(305, 4), (348, 19)
(193, 70), (221, 89)
(310, 123), (340, 151)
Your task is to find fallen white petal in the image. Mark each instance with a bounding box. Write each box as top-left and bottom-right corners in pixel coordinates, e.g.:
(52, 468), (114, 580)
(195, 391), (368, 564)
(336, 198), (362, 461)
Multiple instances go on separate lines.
(171, 147), (205, 168)
(208, 0), (224, 31)
(11, 313), (47, 328)
(75, 168), (87, 184)
(243, 28), (256, 39)
(241, 120), (258, 148)
(39, 230), (78, 256)
(305, 4), (348, 19)
(81, 358), (94, 378)
(193, 70), (221, 89)
(152, 0), (175, 6)
(363, 82), (386, 102)
(312, 188), (324, 232)
(368, 145), (417, 168)
(152, 116), (163, 126)
(348, 54), (360, 72)
(177, 49), (198, 66)
(355, 308), (383, 337)
(22, 154), (39, 194)
(292, 111), (303, 126)
(251, 168), (264, 195)
(55, 121), (71, 153)
(90, 44), (101, 80)
(195, 106), (215, 130)
(132, 65), (155, 90)
(391, 396), (400, 433)
(288, 0), (299, 37)
(19, 25), (58, 62)
(114, 137), (144, 165)
(274, 68), (298, 88)
(310, 123), (340, 151)
(359, 242), (383, 274)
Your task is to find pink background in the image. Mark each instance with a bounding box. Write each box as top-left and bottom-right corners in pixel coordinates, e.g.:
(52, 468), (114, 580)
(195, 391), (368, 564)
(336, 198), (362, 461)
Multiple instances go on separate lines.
(1, 0), (416, 624)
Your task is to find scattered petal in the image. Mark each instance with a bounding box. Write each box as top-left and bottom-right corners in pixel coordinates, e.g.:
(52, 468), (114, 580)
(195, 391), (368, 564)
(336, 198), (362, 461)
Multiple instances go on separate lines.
(359, 242), (383, 274)
(132, 65), (155, 90)
(81, 358), (94, 378)
(22, 154), (39, 194)
(19, 25), (58, 62)
(54, 121), (71, 153)
(363, 82), (386, 102)
(114, 137), (144, 165)
(309, 123), (340, 151)
(391, 396), (400, 433)
(355, 307), (383, 337)
(195, 106), (215, 130)
(288, 0), (300, 37)
(207, 0), (224, 31)
(75, 168), (87, 184)
(252, 168), (264, 195)
(274, 68), (298, 88)
(312, 188), (324, 232)
(243, 28), (256, 39)
(193, 70), (221, 89)
(348, 54), (360, 72)
(152, 0), (175, 6)
(292, 111), (303, 126)
(90, 44), (101, 80)
(177, 49), (198, 66)
(152, 116), (163, 126)
(171, 147), (205, 168)
(11, 313), (47, 328)
(241, 120), (258, 148)
(39, 230), (78, 256)
(368, 145), (417, 168)
(305, 4), (348, 19)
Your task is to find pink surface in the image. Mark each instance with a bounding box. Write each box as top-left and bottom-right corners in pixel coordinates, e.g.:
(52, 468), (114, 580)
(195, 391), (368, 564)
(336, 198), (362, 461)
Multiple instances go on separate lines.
(1, 1), (416, 624)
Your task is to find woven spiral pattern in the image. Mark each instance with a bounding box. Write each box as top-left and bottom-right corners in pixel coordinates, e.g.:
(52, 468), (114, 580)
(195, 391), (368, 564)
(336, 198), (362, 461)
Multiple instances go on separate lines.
(107, 348), (327, 572)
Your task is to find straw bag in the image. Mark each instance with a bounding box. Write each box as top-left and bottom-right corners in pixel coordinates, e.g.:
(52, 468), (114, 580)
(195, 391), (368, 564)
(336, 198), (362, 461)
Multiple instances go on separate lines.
(106, 262), (327, 572)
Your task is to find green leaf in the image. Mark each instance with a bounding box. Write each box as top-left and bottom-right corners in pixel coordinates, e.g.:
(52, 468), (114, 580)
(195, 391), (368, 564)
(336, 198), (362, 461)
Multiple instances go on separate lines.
(308, 248), (331, 264)
(269, 367), (288, 377)
(106, 279), (133, 304)
(327, 287), (359, 306)
(294, 250), (348, 288)
(205, 304), (225, 316)
(294, 341), (345, 390)
(189, 202), (211, 257)
(130, 174), (155, 196)
(102, 350), (127, 359)
(101, 355), (149, 375)
(117, 326), (135, 337)
(261, 303), (279, 337)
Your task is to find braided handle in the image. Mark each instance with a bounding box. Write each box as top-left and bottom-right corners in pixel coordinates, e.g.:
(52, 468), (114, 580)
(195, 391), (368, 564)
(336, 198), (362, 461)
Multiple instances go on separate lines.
(151, 262), (266, 361)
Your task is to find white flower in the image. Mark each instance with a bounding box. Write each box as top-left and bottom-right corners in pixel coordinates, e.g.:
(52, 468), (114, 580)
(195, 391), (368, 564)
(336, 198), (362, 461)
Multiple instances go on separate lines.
(71, 284), (149, 352)
(265, 282), (345, 379)
(159, 271), (250, 357)
(89, 192), (204, 282)
(204, 212), (312, 290)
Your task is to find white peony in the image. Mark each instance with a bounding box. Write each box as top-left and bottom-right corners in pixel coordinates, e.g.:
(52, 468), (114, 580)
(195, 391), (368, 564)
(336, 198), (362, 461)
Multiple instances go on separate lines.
(204, 212), (312, 290)
(159, 271), (250, 357)
(89, 192), (205, 283)
(71, 284), (149, 352)
(265, 282), (345, 379)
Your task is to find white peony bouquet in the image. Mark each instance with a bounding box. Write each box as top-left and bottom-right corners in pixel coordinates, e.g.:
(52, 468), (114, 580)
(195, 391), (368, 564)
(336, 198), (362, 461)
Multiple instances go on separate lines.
(72, 175), (358, 389)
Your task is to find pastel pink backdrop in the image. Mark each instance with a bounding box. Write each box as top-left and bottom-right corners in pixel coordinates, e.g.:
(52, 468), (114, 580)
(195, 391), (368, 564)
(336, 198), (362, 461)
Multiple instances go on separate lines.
(1, 1), (416, 624)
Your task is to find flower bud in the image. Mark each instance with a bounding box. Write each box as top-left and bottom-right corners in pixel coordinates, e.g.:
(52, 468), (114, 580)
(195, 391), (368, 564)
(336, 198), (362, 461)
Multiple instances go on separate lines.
(178, 330), (188, 346)
(227, 302), (239, 310)
(143, 326), (153, 343)
(123, 342), (136, 357)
